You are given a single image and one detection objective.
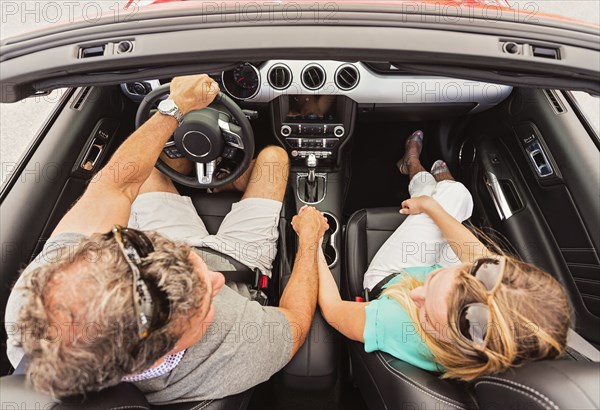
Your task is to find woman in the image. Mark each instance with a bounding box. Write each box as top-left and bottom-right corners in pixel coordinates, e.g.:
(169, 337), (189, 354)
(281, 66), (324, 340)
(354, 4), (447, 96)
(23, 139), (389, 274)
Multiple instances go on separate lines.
(318, 130), (570, 380)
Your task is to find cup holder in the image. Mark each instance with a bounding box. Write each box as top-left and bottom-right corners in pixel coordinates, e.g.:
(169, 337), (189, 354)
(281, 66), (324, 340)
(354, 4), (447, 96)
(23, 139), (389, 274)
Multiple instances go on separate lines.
(322, 212), (339, 268)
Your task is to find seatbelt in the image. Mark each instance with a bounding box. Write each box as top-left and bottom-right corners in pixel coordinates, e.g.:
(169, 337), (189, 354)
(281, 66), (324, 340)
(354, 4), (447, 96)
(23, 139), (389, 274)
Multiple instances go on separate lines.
(195, 247), (262, 289)
(364, 272), (400, 302)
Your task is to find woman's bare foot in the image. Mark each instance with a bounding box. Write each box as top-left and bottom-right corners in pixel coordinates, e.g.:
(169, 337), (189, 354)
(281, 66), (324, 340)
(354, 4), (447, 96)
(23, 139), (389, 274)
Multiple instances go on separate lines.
(431, 160), (454, 182)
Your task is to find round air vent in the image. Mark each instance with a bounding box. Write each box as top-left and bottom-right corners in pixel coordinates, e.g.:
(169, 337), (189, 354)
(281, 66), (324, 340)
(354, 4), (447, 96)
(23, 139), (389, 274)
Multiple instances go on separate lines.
(301, 64), (326, 90)
(335, 64), (360, 90)
(268, 64), (292, 90)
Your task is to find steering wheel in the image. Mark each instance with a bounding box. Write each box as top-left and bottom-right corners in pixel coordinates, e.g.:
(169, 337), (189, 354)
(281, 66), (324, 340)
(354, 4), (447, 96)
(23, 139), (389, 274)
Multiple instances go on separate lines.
(135, 83), (255, 189)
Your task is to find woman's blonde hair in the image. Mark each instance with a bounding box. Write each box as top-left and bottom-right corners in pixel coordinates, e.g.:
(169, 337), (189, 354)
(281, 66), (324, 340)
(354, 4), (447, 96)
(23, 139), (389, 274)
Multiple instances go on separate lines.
(382, 254), (571, 381)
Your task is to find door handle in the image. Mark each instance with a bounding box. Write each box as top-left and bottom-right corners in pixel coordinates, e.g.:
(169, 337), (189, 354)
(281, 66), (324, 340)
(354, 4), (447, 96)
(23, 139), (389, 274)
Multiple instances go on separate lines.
(80, 138), (105, 171)
(484, 171), (514, 220)
(526, 142), (554, 178)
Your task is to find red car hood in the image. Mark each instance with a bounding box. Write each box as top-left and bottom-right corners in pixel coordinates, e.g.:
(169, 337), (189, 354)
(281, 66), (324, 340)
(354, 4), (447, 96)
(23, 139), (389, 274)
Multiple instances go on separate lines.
(127, 0), (512, 8)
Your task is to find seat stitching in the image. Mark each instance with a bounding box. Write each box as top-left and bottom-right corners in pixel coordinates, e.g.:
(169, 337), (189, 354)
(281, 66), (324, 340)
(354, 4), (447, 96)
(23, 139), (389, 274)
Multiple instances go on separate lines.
(349, 212), (367, 293)
(474, 381), (558, 410)
(481, 376), (560, 409)
(376, 352), (467, 410)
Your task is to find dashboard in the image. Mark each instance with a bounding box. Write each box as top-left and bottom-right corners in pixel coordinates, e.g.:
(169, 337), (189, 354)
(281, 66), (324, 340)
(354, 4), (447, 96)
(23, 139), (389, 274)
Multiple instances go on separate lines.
(121, 60), (512, 113)
(120, 60), (513, 165)
(220, 61), (512, 113)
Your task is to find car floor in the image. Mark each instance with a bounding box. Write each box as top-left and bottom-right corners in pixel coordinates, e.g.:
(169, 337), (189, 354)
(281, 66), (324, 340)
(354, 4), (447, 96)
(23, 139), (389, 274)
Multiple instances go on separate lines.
(343, 118), (441, 219)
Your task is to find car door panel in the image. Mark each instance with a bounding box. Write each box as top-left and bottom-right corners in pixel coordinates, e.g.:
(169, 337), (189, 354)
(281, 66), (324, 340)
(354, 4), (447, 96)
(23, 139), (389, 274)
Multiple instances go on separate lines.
(465, 88), (600, 346)
(0, 85), (133, 373)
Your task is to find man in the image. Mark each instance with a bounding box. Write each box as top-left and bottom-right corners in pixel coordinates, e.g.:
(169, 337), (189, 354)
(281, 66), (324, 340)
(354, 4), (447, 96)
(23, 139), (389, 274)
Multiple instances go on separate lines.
(4, 74), (328, 403)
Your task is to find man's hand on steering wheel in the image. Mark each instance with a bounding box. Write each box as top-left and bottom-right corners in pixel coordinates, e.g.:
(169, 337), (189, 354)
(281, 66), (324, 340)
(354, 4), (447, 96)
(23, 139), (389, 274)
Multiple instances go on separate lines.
(136, 73), (255, 189)
(170, 74), (220, 115)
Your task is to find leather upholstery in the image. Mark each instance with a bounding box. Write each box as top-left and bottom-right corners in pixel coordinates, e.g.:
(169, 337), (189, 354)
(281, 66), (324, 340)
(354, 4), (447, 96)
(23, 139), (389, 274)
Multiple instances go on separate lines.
(344, 207), (600, 410)
(473, 360), (600, 410)
(0, 374), (253, 410)
(345, 207), (406, 298)
(0, 375), (151, 410)
(281, 310), (339, 390)
(348, 342), (477, 410)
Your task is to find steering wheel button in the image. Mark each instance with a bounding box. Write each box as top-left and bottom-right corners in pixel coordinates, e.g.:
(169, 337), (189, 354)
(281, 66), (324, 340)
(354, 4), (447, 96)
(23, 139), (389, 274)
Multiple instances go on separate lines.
(223, 147), (235, 158)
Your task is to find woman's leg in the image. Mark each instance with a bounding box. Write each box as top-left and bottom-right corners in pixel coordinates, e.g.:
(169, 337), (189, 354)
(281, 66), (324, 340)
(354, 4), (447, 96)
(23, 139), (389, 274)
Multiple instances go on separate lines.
(430, 160), (474, 223)
(363, 132), (439, 290)
(363, 156), (472, 290)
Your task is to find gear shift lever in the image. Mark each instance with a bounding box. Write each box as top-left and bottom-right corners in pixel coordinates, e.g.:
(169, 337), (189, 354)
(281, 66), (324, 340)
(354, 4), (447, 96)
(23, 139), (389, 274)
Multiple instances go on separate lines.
(305, 153), (318, 203)
(307, 154), (317, 183)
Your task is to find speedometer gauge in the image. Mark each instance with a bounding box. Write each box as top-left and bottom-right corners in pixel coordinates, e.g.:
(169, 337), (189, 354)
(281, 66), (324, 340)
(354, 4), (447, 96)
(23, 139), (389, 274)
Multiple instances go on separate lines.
(233, 64), (260, 90)
(221, 63), (261, 100)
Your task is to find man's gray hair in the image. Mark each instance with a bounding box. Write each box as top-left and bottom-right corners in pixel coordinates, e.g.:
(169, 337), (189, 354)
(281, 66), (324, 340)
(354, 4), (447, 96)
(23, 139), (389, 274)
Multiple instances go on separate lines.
(18, 231), (206, 398)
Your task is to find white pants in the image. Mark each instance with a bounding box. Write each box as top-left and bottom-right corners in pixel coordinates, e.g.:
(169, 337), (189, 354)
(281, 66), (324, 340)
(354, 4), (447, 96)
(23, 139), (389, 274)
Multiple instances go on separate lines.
(363, 171), (474, 290)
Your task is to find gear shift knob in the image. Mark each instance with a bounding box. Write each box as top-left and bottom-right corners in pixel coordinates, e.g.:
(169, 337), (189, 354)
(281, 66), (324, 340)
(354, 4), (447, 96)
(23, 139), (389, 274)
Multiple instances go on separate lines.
(307, 154), (317, 183)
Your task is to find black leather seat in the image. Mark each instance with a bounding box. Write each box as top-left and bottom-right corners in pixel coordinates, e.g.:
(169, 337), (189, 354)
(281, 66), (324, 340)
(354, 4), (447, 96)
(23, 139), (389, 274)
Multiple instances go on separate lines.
(0, 191), (270, 410)
(0, 373), (253, 410)
(344, 207), (600, 410)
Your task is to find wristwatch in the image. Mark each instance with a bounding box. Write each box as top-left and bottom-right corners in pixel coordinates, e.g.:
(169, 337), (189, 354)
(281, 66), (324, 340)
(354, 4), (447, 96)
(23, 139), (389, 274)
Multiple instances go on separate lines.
(157, 98), (184, 125)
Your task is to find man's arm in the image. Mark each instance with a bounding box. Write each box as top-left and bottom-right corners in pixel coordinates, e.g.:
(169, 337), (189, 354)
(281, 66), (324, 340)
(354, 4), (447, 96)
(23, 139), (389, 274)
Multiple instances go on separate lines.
(52, 75), (219, 237)
(401, 196), (491, 262)
(278, 206), (328, 359)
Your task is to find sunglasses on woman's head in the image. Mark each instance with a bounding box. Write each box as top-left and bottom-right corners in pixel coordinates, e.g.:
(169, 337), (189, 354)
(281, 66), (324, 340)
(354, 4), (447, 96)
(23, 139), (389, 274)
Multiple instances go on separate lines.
(110, 225), (172, 341)
(457, 257), (507, 349)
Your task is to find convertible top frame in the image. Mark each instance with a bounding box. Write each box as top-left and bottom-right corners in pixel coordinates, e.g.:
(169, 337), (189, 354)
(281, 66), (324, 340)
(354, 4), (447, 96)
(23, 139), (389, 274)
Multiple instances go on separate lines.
(1, 3), (599, 102)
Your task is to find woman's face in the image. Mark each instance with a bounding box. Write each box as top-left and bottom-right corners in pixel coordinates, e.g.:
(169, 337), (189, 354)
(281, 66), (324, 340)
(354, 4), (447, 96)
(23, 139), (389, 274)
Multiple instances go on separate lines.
(409, 266), (463, 342)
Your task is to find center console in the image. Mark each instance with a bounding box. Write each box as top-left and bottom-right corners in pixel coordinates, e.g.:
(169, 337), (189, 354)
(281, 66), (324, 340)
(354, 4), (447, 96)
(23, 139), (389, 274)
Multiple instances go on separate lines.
(272, 95), (355, 165)
(274, 95), (354, 391)
(272, 94), (355, 205)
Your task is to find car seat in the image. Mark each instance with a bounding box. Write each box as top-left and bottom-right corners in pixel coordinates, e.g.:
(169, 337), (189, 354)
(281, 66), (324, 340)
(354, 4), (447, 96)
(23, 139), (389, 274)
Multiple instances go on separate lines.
(344, 207), (600, 410)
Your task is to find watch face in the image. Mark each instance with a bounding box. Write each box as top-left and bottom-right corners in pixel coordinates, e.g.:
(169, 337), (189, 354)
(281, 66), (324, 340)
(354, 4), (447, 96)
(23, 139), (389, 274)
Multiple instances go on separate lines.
(159, 99), (176, 112)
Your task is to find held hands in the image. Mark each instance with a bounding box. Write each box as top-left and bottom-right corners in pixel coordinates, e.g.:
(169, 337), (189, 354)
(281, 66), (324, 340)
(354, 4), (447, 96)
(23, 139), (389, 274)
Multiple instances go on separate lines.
(400, 195), (438, 215)
(169, 74), (220, 115)
(291, 206), (329, 243)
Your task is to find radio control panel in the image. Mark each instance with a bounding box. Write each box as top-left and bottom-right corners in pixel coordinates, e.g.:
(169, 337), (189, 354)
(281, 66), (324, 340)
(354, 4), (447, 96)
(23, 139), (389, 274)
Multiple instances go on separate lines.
(286, 138), (338, 149)
(280, 123), (345, 138)
(273, 94), (355, 164)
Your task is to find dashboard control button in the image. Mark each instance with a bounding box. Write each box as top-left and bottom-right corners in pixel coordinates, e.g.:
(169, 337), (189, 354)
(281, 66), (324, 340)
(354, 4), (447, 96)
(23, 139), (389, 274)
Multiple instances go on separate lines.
(223, 146), (236, 159)
(281, 125), (292, 137)
(164, 146), (183, 159)
(334, 125), (345, 137)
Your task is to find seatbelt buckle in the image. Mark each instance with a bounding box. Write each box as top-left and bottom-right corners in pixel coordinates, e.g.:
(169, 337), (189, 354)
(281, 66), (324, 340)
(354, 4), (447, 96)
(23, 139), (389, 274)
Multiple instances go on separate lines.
(355, 296), (364, 302)
(260, 275), (269, 289)
(252, 268), (269, 290)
